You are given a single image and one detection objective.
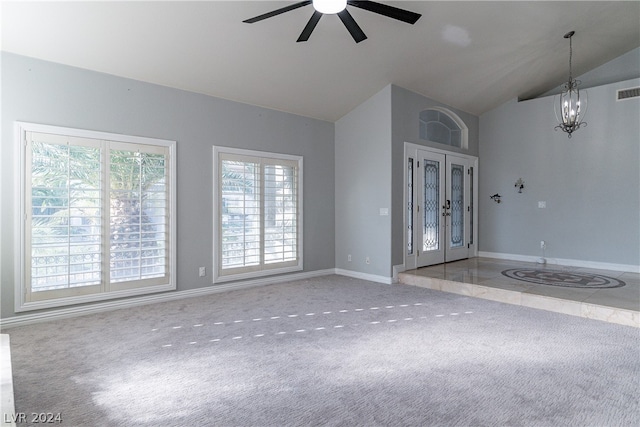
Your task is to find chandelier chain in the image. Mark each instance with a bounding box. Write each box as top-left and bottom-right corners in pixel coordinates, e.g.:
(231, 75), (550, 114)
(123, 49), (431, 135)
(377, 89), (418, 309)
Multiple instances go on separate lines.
(568, 34), (573, 82)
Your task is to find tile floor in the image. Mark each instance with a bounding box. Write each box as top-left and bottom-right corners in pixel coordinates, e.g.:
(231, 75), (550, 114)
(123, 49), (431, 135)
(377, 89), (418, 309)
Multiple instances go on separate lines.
(398, 257), (640, 328)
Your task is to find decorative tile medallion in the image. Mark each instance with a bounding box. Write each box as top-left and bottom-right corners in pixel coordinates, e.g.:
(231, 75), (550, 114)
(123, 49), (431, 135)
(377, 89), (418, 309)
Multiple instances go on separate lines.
(501, 269), (626, 289)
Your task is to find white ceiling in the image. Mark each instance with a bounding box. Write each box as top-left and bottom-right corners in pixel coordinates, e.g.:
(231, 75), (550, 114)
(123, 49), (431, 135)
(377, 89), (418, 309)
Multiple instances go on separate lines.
(2, 1), (639, 122)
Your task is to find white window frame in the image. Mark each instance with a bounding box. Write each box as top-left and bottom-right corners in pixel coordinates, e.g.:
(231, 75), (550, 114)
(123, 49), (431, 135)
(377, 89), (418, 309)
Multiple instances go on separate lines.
(213, 146), (303, 283)
(419, 107), (469, 150)
(14, 122), (177, 312)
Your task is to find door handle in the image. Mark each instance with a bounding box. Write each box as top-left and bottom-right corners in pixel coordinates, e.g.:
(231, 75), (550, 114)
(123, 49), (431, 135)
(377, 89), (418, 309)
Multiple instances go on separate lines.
(442, 199), (451, 216)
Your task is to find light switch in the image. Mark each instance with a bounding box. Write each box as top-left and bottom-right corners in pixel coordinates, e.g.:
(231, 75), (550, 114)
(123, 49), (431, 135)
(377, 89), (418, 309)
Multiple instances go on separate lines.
(538, 201), (546, 209)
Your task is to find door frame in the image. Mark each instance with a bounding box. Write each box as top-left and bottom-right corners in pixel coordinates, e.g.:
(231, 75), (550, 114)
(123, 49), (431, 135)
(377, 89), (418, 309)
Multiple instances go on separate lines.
(403, 142), (478, 271)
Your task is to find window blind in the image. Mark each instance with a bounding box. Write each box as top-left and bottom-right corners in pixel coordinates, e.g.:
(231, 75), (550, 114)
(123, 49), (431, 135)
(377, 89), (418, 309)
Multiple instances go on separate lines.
(20, 126), (175, 309)
(109, 143), (169, 284)
(29, 134), (103, 292)
(215, 148), (302, 281)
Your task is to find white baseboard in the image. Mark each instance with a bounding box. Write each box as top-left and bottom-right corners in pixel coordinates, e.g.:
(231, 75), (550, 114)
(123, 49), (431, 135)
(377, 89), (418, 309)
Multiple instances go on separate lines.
(334, 268), (394, 285)
(0, 269), (335, 329)
(17, 256), (628, 329)
(392, 264), (406, 283)
(478, 251), (640, 273)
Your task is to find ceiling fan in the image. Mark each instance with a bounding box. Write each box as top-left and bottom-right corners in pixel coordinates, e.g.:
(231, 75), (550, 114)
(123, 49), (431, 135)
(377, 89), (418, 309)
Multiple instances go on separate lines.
(243, 0), (422, 43)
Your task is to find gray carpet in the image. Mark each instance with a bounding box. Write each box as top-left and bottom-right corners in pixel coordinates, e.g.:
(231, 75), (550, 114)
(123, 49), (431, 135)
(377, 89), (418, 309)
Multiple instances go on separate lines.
(4, 275), (639, 426)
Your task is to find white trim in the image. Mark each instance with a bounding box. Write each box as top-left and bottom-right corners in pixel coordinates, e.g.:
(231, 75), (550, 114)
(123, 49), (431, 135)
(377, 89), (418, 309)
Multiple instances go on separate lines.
(478, 251), (640, 273)
(212, 146), (303, 283)
(14, 123), (26, 314)
(15, 121), (176, 147)
(213, 265), (304, 284)
(419, 107), (469, 150)
(1, 268), (403, 328)
(15, 283), (176, 313)
(403, 142), (478, 270)
(404, 142), (470, 158)
(403, 147), (416, 271)
(392, 264), (406, 283)
(212, 145), (303, 163)
(1, 269), (335, 329)
(334, 268), (393, 285)
(14, 122), (177, 312)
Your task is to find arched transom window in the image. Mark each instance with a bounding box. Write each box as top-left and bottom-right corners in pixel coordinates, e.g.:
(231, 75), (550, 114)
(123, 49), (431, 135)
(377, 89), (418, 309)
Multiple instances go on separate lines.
(419, 107), (468, 149)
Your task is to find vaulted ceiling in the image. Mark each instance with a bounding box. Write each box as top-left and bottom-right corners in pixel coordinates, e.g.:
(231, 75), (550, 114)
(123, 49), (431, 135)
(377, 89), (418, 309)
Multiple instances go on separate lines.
(2, 1), (639, 122)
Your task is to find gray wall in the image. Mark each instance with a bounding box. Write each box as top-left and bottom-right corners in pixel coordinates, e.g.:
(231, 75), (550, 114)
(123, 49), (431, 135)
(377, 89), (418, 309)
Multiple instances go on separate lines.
(542, 47), (640, 97)
(479, 77), (640, 266)
(391, 85), (480, 268)
(335, 85), (392, 277)
(335, 84), (481, 278)
(3, 48), (637, 322)
(1, 53), (335, 319)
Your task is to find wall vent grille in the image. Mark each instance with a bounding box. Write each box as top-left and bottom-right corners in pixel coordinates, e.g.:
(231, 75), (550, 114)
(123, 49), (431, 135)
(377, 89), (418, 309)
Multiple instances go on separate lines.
(617, 87), (640, 101)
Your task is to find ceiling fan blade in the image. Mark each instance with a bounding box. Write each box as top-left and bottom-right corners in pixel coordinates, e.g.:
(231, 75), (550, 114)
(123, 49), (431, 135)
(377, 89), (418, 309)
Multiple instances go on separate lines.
(243, 1), (312, 24)
(297, 11), (323, 42)
(338, 9), (367, 43)
(348, 1), (421, 24)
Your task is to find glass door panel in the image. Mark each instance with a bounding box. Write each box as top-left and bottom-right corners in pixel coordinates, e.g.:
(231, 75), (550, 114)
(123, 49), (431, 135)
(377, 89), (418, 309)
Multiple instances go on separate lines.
(449, 163), (464, 248)
(416, 150), (445, 267)
(423, 159), (440, 252)
(445, 156), (471, 262)
(407, 158), (413, 256)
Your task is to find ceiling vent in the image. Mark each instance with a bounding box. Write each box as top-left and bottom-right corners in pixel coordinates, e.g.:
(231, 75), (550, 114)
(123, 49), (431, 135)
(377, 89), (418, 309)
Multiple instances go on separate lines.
(617, 87), (640, 101)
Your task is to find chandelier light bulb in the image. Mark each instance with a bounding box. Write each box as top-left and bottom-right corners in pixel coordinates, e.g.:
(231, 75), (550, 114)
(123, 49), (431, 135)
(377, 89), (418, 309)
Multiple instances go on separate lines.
(313, 0), (347, 14)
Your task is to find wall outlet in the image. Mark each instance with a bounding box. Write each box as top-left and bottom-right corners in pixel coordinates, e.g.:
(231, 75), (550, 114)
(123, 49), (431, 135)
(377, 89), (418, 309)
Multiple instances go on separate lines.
(365, 257), (370, 264)
(199, 267), (206, 277)
(540, 240), (546, 249)
(347, 254), (352, 262)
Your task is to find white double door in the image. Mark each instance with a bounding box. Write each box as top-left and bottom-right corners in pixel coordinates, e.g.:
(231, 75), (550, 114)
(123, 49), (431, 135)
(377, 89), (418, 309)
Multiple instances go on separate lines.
(406, 146), (477, 268)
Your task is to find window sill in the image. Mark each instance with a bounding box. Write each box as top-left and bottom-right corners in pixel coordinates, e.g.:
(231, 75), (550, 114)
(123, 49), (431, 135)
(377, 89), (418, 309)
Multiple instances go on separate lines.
(15, 282), (176, 313)
(213, 264), (303, 284)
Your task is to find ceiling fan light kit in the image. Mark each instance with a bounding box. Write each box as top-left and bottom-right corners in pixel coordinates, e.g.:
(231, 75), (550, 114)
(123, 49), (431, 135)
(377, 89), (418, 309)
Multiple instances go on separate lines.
(313, 0), (347, 14)
(243, 0), (421, 43)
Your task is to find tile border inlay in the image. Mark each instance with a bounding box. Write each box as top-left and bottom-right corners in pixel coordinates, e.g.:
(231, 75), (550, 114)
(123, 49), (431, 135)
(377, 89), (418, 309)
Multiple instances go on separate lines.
(501, 268), (625, 289)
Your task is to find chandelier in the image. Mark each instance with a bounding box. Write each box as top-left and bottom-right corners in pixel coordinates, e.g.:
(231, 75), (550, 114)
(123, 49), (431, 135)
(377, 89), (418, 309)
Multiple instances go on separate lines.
(554, 31), (587, 138)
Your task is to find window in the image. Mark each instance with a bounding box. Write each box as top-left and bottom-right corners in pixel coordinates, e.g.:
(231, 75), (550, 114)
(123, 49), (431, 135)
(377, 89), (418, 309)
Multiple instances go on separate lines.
(16, 122), (176, 311)
(213, 147), (302, 282)
(419, 107), (468, 149)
